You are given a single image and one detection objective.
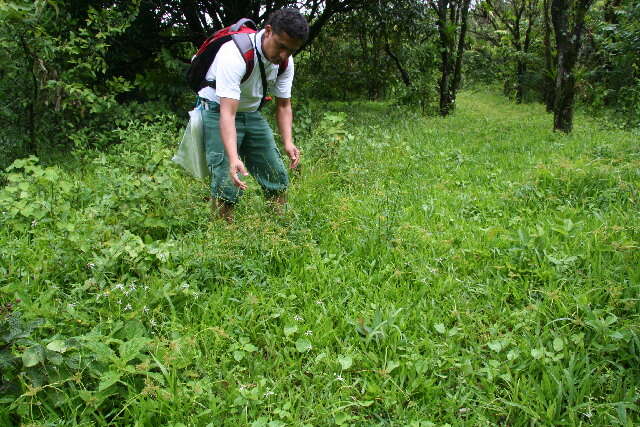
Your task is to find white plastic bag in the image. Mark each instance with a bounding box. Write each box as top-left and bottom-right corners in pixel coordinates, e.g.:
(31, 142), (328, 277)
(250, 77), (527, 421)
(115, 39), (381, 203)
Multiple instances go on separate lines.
(172, 107), (210, 180)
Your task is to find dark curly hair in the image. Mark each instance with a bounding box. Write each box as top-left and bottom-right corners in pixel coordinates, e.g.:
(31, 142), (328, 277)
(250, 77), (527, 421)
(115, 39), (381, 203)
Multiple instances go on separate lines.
(266, 8), (309, 42)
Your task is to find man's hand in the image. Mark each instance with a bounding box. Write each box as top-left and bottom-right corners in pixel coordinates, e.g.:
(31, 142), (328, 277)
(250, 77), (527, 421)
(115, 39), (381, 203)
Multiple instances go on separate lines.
(229, 158), (249, 190)
(284, 143), (300, 169)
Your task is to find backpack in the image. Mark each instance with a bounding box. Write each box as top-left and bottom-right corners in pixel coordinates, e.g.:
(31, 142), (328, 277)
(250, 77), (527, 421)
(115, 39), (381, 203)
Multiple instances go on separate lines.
(186, 18), (288, 94)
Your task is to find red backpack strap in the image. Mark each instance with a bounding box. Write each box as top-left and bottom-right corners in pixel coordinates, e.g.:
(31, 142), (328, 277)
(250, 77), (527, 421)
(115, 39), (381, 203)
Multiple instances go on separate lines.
(277, 59), (289, 77)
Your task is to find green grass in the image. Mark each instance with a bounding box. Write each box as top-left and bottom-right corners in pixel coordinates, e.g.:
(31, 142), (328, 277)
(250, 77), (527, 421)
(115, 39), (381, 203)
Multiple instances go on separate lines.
(1, 91), (639, 426)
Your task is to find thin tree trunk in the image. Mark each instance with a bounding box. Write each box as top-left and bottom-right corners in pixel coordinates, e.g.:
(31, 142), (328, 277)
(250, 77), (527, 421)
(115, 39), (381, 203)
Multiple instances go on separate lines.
(451, 0), (471, 102)
(384, 43), (411, 86)
(543, 0), (555, 111)
(551, 0), (593, 132)
(515, 60), (526, 103)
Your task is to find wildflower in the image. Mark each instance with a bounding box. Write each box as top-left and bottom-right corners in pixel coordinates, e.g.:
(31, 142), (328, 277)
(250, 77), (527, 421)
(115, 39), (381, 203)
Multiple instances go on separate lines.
(181, 283), (190, 290)
(294, 315), (303, 322)
(86, 263), (96, 269)
(150, 319), (157, 327)
(305, 330), (313, 336)
(67, 303), (76, 309)
(31, 220), (38, 227)
(129, 284), (137, 291)
(143, 285), (149, 291)
(239, 384), (247, 391)
(143, 306), (149, 313)
(263, 390), (275, 398)
(114, 283), (124, 291)
(117, 299), (122, 305)
(334, 374), (344, 382)
(125, 304), (132, 311)
(315, 300), (324, 305)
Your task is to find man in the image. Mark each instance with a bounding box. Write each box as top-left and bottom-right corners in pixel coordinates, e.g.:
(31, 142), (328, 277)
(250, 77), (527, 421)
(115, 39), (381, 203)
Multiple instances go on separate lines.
(198, 9), (309, 222)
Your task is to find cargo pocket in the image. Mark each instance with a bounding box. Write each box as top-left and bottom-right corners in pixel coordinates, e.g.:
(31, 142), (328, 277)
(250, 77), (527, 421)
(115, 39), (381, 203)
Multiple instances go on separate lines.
(208, 152), (225, 177)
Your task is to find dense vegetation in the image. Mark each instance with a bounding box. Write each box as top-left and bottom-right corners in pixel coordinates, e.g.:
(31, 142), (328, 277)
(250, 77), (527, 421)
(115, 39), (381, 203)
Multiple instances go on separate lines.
(1, 0), (639, 424)
(2, 92), (639, 425)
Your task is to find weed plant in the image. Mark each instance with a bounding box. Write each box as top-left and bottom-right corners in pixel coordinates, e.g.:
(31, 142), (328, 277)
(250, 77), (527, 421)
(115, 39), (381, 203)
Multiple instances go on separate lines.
(1, 92), (639, 425)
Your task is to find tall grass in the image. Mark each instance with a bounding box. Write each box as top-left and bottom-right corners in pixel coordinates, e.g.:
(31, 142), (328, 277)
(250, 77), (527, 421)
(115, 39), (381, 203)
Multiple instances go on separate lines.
(1, 91), (638, 425)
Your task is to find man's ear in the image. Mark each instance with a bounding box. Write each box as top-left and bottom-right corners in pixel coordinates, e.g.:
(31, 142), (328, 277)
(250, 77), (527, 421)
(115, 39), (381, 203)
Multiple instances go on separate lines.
(263, 24), (272, 37)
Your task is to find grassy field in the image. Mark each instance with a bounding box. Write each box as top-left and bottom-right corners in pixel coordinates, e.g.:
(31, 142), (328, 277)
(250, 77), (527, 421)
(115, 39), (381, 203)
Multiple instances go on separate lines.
(1, 91), (639, 426)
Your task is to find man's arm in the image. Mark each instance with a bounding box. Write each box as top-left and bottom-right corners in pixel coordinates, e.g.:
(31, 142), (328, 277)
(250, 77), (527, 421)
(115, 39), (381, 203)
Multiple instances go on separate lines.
(275, 97), (300, 169)
(220, 97), (248, 189)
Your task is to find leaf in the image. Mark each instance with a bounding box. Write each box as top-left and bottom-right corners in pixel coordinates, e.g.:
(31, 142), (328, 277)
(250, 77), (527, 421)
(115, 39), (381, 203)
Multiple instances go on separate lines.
(552, 337), (564, 352)
(284, 325), (298, 337)
(609, 331), (624, 340)
(488, 340), (503, 353)
(434, 323), (446, 334)
(335, 413), (353, 425)
(385, 360), (400, 373)
(83, 340), (116, 363)
(507, 349), (520, 361)
(233, 350), (245, 361)
(46, 339), (67, 353)
(22, 346), (44, 367)
(114, 319), (146, 340)
(337, 355), (353, 370)
(242, 343), (258, 352)
(295, 338), (312, 353)
(98, 370), (121, 391)
(531, 348), (544, 360)
(119, 337), (149, 363)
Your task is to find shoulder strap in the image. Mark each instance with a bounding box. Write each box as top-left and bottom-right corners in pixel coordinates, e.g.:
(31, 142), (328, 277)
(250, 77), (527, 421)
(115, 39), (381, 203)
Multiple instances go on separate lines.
(278, 60), (288, 76)
(255, 43), (269, 111)
(231, 18), (257, 32)
(231, 33), (255, 83)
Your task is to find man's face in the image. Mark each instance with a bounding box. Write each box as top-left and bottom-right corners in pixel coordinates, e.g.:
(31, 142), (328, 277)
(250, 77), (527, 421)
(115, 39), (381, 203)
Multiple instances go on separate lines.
(262, 25), (304, 65)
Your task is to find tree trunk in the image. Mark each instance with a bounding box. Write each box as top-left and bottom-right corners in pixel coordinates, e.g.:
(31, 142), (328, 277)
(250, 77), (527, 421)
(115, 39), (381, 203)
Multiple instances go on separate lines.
(384, 43), (411, 86)
(515, 60), (526, 103)
(451, 0), (471, 103)
(542, 0), (555, 112)
(551, 0), (593, 132)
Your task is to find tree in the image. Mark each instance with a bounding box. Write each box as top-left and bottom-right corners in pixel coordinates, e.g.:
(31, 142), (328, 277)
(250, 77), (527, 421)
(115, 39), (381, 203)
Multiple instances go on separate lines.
(0, 0), (139, 160)
(478, 0), (539, 103)
(430, 0), (472, 116)
(550, 0), (595, 132)
(541, 0), (555, 111)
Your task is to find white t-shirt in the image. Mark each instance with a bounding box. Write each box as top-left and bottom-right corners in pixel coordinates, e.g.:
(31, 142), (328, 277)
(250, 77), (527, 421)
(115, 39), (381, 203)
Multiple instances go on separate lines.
(198, 29), (294, 112)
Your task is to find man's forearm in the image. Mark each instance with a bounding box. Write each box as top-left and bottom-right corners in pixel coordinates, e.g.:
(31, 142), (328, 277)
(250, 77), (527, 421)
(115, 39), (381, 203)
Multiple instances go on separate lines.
(276, 103), (294, 147)
(220, 113), (239, 160)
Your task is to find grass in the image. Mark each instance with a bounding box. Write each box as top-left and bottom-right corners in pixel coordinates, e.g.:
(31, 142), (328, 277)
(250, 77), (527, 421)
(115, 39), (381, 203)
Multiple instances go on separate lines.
(1, 90), (639, 426)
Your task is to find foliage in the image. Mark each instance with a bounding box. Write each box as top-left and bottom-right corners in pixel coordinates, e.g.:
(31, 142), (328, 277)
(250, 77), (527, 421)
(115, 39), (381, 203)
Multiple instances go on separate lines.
(0, 0), (141, 166)
(1, 92), (639, 424)
(580, 0), (640, 127)
(296, 0), (441, 113)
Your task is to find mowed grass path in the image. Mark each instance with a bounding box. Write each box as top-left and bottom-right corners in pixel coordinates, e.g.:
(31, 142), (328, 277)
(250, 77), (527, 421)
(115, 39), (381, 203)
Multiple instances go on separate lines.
(1, 91), (638, 425)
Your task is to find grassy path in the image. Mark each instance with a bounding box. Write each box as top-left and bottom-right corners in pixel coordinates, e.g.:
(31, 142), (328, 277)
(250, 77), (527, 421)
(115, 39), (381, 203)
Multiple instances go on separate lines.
(1, 91), (638, 425)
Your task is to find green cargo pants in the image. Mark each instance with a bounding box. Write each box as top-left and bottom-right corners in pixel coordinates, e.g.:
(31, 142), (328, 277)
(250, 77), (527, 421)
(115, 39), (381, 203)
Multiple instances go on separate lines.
(201, 99), (289, 204)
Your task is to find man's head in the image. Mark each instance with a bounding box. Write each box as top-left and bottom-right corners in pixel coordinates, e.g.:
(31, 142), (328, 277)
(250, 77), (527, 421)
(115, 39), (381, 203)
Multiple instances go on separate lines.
(262, 8), (309, 65)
